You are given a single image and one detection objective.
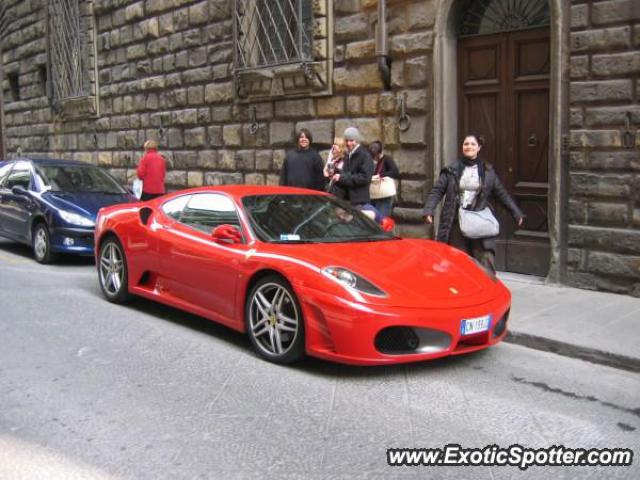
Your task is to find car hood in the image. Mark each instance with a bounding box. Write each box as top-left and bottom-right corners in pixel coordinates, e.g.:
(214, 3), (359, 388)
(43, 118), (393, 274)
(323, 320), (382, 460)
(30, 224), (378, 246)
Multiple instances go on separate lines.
(269, 238), (500, 308)
(43, 191), (136, 219)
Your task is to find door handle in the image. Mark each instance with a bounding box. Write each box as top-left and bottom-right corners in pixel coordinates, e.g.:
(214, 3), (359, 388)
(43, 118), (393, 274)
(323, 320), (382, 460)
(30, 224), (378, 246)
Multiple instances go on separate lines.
(527, 133), (538, 147)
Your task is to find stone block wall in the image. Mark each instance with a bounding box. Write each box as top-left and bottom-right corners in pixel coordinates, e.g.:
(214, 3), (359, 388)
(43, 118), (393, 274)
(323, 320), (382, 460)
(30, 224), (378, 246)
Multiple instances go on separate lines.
(1, 0), (50, 154)
(568, 0), (640, 296)
(2, 0), (434, 228)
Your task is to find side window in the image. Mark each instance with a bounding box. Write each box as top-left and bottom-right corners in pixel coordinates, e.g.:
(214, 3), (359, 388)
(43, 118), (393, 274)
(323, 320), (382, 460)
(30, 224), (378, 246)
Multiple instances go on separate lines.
(48, 0), (98, 118)
(161, 195), (192, 221)
(5, 162), (32, 190)
(180, 194), (241, 235)
(233, 0), (333, 101)
(0, 163), (14, 187)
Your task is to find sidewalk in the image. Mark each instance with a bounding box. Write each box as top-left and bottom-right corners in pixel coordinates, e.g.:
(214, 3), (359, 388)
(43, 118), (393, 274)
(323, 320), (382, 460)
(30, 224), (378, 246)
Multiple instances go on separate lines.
(499, 272), (640, 373)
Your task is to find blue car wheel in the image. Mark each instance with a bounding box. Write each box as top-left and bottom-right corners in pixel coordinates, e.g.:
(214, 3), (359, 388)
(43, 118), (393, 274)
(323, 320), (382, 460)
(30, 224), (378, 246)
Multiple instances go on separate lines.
(33, 223), (56, 264)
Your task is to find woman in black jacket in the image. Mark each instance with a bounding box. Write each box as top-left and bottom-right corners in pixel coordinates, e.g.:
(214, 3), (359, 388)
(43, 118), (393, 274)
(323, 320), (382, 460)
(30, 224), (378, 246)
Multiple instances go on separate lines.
(368, 140), (399, 218)
(423, 134), (524, 273)
(331, 127), (373, 206)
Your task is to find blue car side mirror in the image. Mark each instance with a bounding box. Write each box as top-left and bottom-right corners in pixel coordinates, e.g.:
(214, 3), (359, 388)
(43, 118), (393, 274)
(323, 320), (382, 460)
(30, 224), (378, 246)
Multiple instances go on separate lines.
(11, 185), (28, 196)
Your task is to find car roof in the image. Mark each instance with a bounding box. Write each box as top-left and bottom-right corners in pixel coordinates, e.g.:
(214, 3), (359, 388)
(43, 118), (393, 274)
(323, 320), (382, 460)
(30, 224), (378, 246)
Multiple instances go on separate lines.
(3, 157), (98, 167)
(178, 185), (331, 198)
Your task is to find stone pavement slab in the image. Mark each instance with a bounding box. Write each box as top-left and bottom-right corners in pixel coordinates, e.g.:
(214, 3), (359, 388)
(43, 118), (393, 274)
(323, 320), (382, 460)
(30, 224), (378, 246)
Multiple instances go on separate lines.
(499, 272), (640, 372)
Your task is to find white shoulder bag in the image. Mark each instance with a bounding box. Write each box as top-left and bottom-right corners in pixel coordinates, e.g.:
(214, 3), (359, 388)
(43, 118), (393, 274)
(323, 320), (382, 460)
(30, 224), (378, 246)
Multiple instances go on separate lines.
(458, 207), (499, 239)
(132, 178), (143, 199)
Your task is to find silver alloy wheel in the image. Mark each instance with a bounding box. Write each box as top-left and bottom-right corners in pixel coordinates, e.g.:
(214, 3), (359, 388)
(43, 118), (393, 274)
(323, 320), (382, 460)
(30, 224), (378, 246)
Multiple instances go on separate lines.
(99, 241), (124, 297)
(248, 282), (300, 357)
(34, 226), (48, 260)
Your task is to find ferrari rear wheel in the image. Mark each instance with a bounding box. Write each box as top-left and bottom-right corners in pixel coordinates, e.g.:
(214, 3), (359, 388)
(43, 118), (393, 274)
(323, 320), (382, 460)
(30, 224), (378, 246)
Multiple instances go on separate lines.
(246, 275), (305, 364)
(98, 237), (130, 303)
(33, 223), (56, 264)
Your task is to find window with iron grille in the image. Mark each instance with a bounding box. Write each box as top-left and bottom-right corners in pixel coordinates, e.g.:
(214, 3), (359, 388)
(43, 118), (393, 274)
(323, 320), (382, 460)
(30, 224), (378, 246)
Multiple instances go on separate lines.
(235, 0), (313, 70)
(233, 0), (332, 100)
(48, 0), (98, 117)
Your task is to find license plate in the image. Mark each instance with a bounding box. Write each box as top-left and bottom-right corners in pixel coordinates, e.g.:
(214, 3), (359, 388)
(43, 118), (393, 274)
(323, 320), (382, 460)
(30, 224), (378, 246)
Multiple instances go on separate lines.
(461, 314), (492, 336)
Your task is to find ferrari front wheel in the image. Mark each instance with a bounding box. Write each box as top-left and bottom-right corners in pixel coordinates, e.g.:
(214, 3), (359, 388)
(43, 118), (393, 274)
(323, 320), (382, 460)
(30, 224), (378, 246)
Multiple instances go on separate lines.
(245, 275), (305, 364)
(98, 237), (130, 303)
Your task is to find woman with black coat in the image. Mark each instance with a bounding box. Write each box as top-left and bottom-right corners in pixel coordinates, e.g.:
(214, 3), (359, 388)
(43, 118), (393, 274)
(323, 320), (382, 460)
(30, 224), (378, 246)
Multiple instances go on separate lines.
(368, 140), (399, 218)
(423, 134), (524, 273)
(331, 127), (373, 206)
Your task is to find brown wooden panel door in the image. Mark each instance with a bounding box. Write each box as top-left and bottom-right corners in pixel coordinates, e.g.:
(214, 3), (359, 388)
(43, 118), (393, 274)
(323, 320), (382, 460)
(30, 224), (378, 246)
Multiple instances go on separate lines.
(459, 28), (550, 276)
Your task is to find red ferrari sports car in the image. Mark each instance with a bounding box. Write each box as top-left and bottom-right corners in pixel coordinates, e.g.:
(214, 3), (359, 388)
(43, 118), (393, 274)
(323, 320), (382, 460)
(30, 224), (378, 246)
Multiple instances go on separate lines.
(95, 186), (511, 365)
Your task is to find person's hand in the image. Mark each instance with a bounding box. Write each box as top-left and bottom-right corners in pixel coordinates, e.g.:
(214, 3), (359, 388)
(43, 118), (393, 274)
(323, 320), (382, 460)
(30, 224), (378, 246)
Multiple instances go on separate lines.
(517, 216), (524, 227)
(425, 215), (433, 224)
(332, 173), (341, 182)
(371, 174), (380, 182)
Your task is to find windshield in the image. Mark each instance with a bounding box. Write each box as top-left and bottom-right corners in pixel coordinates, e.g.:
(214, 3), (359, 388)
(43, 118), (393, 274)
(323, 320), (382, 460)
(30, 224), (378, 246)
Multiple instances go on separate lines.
(35, 164), (127, 194)
(242, 194), (394, 243)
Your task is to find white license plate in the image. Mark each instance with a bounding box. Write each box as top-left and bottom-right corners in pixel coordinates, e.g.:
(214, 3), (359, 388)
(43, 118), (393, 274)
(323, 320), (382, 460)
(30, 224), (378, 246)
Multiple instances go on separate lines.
(460, 314), (492, 336)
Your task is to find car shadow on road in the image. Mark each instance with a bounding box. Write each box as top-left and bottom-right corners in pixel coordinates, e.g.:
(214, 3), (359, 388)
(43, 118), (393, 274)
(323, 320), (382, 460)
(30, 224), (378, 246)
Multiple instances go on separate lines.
(114, 294), (250, 351)
(0, 239), (94, 267)
(296, 348), (492, 379)
(115, 293), (491, 379)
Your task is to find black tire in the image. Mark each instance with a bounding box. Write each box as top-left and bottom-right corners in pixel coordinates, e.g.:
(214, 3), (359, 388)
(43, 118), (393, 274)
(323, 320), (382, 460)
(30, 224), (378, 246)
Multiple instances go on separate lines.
(98, 236), (130, 303)
(245, 275), (305, 364)
(33, 223), (56, 264)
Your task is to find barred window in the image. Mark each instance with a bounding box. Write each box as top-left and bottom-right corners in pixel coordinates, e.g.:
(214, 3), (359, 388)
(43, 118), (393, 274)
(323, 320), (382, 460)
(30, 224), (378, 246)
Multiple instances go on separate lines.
(48, 0), (97, 117)
(233, 0), (332, 101)
(235, 0), (313, 70)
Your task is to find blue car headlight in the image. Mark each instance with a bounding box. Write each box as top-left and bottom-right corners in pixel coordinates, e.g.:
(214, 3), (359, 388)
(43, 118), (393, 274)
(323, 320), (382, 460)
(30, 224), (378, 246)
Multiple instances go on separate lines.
(59, 209), (95, 227)
(322, 266), (387, 297)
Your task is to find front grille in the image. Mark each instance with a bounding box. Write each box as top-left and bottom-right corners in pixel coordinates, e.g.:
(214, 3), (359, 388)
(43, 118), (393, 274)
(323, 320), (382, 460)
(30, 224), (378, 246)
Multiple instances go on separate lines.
(375, 327), (452, 355)
(375, 327), (419, 354)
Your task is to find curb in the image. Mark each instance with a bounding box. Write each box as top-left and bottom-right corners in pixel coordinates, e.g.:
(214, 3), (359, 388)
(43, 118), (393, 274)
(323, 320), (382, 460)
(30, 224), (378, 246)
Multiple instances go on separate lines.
(505, 331), (640, 374)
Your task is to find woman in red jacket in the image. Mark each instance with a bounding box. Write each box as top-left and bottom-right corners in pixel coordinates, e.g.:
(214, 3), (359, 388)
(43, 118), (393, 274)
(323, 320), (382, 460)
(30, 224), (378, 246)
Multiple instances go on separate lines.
(136, 140), (166, 200)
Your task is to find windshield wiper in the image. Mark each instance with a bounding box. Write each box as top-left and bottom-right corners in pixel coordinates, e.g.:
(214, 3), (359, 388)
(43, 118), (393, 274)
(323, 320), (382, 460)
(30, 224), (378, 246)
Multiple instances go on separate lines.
(271, 239), (312, 244)
(342, 236), (392, 243)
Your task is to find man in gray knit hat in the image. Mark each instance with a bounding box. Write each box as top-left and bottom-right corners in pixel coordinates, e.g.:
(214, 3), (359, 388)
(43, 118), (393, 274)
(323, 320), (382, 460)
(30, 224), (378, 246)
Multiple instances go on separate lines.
(329, 127), (373, 205)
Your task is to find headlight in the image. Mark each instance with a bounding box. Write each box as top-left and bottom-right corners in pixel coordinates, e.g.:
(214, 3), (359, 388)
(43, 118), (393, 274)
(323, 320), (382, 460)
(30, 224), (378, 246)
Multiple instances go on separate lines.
(59, 210), (95, 227)
(322, 266), (387, 297)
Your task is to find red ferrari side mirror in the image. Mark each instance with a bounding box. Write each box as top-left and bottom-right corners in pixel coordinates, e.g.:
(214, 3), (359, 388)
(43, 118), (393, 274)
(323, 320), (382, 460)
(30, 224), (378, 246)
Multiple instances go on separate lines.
(212, 224), (243, 244)
(380, 216), (395, 232)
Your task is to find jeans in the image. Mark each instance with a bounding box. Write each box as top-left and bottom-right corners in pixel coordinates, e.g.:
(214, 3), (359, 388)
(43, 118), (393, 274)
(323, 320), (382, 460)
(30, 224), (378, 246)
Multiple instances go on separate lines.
(371, 197), (394, 218)
(140, 192), (164, 201)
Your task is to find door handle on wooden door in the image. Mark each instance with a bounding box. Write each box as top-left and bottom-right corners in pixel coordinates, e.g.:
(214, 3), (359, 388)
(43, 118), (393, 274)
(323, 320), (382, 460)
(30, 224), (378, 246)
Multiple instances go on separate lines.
(527, 133), (538, 147)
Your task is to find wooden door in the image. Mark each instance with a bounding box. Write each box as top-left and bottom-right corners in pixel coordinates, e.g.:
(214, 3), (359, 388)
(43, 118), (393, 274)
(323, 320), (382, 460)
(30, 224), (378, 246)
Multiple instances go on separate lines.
(458, 27), (550, 276)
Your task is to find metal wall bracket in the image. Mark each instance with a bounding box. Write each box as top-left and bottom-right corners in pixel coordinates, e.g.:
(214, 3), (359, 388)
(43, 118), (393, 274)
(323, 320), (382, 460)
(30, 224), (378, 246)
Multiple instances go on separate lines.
(396, 94), (411, 132)
(249, 105), (259, 135)
(622, 112), (636, 149)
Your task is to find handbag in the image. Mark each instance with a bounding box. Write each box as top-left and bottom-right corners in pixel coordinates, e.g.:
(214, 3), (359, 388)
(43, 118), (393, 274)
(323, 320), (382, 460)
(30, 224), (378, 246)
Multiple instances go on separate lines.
(132, 178), (143, 199)
(369, 176), (397, 199)
(458, 207), (499, 238)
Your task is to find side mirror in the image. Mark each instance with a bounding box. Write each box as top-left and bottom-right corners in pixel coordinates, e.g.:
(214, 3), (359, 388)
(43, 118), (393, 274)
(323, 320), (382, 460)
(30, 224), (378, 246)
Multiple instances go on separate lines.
(380, 216), (395, 232)
(212, 224), (243, 244)
(11, 185), (28, 196)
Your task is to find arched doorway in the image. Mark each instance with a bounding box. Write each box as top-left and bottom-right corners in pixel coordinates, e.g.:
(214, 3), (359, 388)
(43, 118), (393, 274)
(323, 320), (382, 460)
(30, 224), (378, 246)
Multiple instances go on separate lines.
(434, 0), (569, 280)
(457, 0), (550, 276)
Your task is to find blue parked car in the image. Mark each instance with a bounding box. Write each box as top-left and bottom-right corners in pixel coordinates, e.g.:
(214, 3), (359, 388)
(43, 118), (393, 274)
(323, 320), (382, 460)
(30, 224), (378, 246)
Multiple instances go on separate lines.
(0, 158), (136, 263)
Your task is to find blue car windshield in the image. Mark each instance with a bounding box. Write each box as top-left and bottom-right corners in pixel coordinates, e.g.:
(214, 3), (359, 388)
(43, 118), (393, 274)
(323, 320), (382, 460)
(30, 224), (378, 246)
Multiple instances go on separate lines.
(242, 194), (393, 243)
(35, 165), (126, 194)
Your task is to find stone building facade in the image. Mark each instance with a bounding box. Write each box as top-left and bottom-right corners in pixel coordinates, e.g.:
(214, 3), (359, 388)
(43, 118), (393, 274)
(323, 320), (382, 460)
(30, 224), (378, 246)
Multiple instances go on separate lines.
(0, 0), (638, 296)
